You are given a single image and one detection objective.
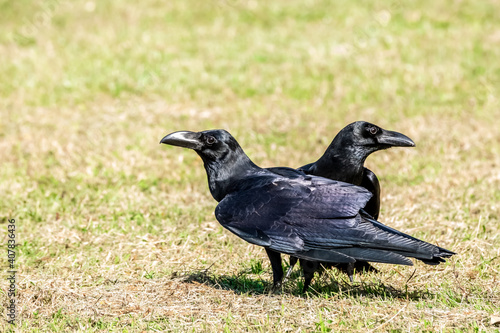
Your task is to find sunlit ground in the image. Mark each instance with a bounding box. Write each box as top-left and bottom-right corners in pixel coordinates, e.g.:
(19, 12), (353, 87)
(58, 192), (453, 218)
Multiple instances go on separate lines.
(1, 0), (499, 331)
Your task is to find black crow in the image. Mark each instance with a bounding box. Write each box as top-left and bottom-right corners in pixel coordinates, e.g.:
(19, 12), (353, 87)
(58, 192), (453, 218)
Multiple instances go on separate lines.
(160, 129), (454, 292)
(298, 121), (415, 219)
(269, 121), (416, 291)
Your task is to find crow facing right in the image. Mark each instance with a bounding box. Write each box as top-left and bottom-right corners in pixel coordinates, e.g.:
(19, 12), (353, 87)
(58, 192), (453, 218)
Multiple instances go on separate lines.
(270, 121), (416, 291)
(160, 129), (455, 293)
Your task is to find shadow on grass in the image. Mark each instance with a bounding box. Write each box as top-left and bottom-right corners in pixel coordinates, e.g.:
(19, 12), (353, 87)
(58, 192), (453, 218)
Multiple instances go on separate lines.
(182, 269), (269, 295)
(178, 268), (434, 301)
(307, 278), (434, 301)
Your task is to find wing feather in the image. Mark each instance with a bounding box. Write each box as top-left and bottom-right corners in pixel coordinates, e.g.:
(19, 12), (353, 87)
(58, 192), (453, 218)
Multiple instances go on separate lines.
(215, 173), (452, 265)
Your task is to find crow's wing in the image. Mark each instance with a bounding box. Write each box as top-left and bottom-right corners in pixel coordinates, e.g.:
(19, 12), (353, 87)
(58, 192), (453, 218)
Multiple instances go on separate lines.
(216, 176), (373, 263)
(215, 175), (452, 265)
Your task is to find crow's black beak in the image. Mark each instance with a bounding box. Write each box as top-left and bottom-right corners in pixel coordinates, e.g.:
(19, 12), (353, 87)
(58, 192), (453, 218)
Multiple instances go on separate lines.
(160, 131), (203, 150)
(377, 130), (415, 147)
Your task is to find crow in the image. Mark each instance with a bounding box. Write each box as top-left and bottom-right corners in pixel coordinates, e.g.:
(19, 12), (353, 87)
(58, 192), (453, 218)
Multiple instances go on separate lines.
(297, 121), (415, 219)
(160, 129), (454, 293)
(269, 121), (415, 291)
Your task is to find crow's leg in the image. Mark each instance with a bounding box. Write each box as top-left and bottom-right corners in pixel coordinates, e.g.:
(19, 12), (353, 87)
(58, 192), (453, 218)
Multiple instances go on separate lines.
(300, 259), (320, 293)
(265, 248), (283, 293)
(284, 256), (298, 280)
(346, 262), (354, 283)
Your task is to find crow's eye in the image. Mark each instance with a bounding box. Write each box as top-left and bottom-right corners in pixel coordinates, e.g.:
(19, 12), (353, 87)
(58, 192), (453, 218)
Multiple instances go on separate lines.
(205, 135), (217, 145)
(369, 126), (378, 135)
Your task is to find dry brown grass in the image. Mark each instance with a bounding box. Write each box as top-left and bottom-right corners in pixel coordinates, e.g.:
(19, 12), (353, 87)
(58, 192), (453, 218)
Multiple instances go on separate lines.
(2, 101), (499, 332)
(1, 0), (500, 331)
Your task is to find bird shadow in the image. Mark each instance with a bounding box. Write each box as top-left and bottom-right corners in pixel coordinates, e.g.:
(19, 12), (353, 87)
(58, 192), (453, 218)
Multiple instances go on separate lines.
(181, 269), (269, 295)
(306, 278), (433, 301)
(178, 268), (434, 300)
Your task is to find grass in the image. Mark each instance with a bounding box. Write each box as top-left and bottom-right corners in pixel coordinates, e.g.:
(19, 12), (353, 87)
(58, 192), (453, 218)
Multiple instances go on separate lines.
(1, 0), (500, 331)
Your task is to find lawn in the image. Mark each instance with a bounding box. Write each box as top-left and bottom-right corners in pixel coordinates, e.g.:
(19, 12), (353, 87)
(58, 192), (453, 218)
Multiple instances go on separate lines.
(1, 0), (500, 331)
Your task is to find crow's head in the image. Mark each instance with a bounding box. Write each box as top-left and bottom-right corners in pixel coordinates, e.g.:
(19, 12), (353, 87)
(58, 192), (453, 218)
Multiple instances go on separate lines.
(160, 129), (245, 163)
(160, 129), (257, 201)
(343, 121), (415, 153)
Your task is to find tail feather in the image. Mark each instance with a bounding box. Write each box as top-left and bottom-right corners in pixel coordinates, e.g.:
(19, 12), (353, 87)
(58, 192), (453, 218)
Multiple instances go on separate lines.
(334, 247), (413, 266)
(360, 211), (456, 265)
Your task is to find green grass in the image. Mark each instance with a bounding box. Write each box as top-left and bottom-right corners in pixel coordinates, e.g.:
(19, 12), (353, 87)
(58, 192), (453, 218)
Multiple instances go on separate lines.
(1, 0), (500, 331)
